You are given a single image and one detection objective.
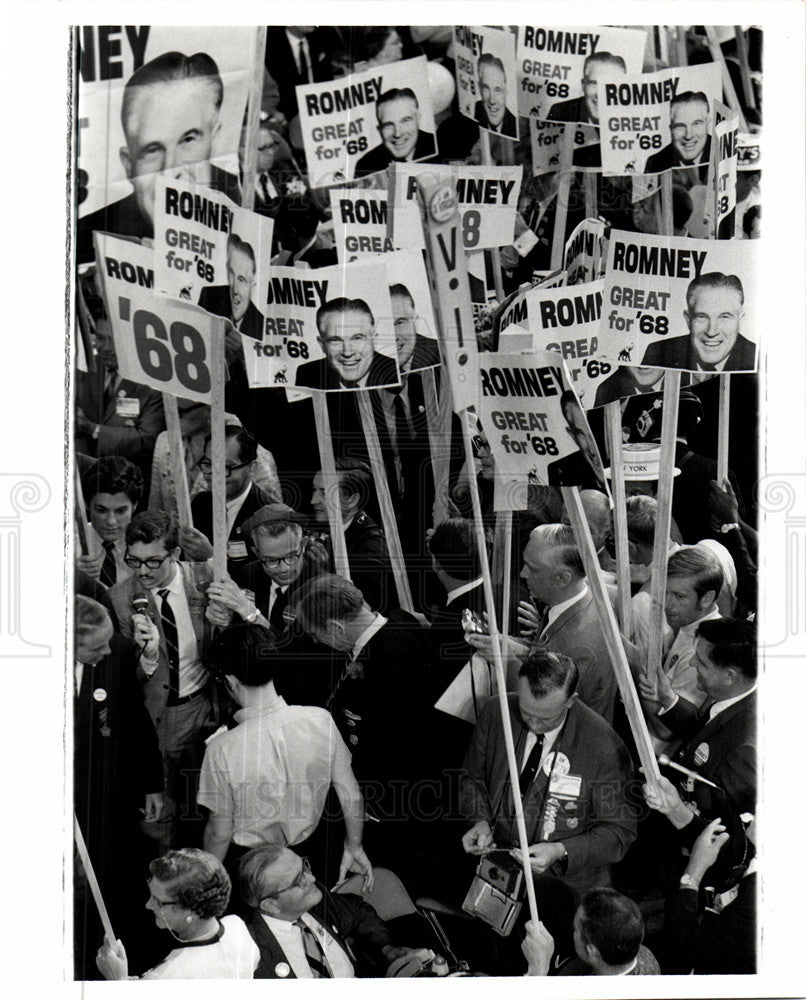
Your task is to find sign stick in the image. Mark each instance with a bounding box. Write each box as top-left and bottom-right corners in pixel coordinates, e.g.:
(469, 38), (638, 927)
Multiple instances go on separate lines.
(459, 415), (539, 927)
(480, 130), (506, 302)
(162, 395), (193, 529)
(673, 26), (688, 67)
(75, 277), (96, 374)
(660, 171), (674, 236)
(583, 174), (598, 219)
(717, 374), (731, 485)
(74, 460), (90, 556)
(606, 402), (632, 637)
(311, 394), (351, 581)
(499, 509), (514, 633)
(74, 816), (116, 944)
(239, 26), (268, 211)
(704, 27), (748, 132)
(562, 487), (660, 788)
(422, 367), (452, 527)
(210, 322), (228, 580)
(357, 392), (414, 613)
(733, 26), (757, 111)
(550, 127), (576, 270)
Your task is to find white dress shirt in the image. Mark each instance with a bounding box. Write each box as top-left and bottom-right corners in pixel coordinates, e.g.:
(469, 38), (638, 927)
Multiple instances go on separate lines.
(149, 565), (206, 697)
(259, 911), (354, 978)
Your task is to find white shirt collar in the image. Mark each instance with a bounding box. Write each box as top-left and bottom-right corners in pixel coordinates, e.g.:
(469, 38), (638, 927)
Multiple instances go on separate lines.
(546, 584), (588, 628)
(351, 614), (387, 661)
(226, 481), (251, 512)
(709, 683), (756, 722)
(150, 562), (181, 596)
(446, 577), (483, 606)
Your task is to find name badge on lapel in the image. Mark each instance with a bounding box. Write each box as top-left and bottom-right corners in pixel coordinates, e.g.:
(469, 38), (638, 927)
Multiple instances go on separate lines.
(115, 396), (140, 418)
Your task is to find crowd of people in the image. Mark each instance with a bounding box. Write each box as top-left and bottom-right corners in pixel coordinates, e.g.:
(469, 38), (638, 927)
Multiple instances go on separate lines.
(73, 23), (760, 980)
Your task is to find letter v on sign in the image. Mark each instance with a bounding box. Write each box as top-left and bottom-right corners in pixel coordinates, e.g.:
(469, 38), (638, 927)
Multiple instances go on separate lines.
(415, 173), (479, 413)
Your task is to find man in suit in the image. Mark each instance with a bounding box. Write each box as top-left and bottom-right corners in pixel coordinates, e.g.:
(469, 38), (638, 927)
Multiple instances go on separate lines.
(546, 52), (627, 126)
(240, 846), (416, 978)
(645, 91), (713, 178)
(461, 650), (636, 951)
(197, 234), (265, 341)
(74, 596), (164, 979)
(354, 88), (437, 177)
(77, 457), (143, 590)
(593, 365), (665, 408)
(547, 391), (607, 492)
(75, 319), (165, 475)
(467, 524), (618, 722)
(108, 511), (214, 850)
(295, 297), (399, 390)
(390, 283), (440, 373)
(264, 27), (337, 122)
(640, 272), (756, 374)
(77, 51), (239, 265)
(474, 53), (517, 138)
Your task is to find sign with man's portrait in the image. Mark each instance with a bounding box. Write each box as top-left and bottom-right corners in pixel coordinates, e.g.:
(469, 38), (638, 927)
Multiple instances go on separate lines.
(454, 26), (520, 140)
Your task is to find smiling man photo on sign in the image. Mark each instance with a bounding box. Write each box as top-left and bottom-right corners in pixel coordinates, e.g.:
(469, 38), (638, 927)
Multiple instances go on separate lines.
(640, 272), (755, 373)
(198, 233), (265, 340)
(295, 297), (398, 390)
(645, 91), (712, 177)
(354, 88), (436, 176)
(474, 53), (517, 138)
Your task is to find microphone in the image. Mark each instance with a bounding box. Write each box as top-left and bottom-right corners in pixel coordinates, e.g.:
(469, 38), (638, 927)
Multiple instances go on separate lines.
(131, 591), (152, 620)
(658, 753), (720, 790)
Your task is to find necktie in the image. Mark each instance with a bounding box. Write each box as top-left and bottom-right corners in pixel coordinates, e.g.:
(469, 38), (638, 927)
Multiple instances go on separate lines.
(159, 589), (181, 703)
(103, 371), (118, 412)
(269, 585), (288, 630)
(392, 391), (413, 450)
(99, 540), (117, 588)
(298, 40), (310, 82)
(519, 735), (545, 796)
(259, 172), (271, 205)
(294, 918), (331, 978)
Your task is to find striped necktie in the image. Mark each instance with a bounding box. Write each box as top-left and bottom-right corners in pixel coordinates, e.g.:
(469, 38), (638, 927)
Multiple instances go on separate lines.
(158, 589), (181, 703)
(100, 540), (117, 588)
(294, 918), (332, 978)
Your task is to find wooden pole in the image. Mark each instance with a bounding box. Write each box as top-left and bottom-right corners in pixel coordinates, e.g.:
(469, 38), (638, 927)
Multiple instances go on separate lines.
(311, 394), (351, 581)
(459, 415), (540, 926)
(479, 130), (505, 303)
(496, 509), (513, 634)
(162, 394), (194, 529)
(704, 27), (748, 132)
(583, 173), (598, 219)
(422, 367), (452, 527)
(674, 26), (689, 67)
(562, 487), (660, 788)
(606, 402), (632, 637)
(74, 816), (116, 945)
(550, 128), (575, 270)
(210, 321), (228, 580)
(717, 375), (731, 485)
(356, 392), (414, 613)
(240, 26), (268, 212)
(660, 171), (674, 236)
(733, 26), (757, 111)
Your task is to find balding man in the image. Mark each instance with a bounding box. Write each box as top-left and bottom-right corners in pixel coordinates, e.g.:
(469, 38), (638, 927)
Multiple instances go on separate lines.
(355, 88), (436, 176)
(198, 233), (265, 340)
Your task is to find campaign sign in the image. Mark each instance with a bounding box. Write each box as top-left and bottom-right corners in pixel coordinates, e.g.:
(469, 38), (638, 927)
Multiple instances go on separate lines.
(529, 119), (566, 175)
(477, 349), (609, 493)
(297, 56), (437, 188)
(377, 250), (440, 373)
(712, 113), (739, 239)
(517, 25), (646, 121)
(388, 163), (521, 252)
(242, 260), (399, 394)
(599, 63), (722, 176)
(329, 188), (396, 263)
(602, 231), (758, 374)
(564, 219), (607, 286)
(153, 177), (274, 336)
(77, 26), (255, 257)
(94, 233), (218, 403)
(454, 26), (520, 140)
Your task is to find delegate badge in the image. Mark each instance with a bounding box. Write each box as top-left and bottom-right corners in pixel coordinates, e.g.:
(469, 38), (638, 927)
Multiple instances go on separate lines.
(694, 742), (710, 766)
(543, 751), (570, 777)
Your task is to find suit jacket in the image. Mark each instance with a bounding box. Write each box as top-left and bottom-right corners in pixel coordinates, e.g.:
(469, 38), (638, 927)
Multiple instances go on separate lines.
(264, 27), (336, 121)
(474, 101), (518, 138)
(343, 510), (395, 613)
(190, 482), (274, 574)
(108, 562), (211, 728)
(427, 582), (485, 703)
(645, 134), (712, 180)
(640, 333), (757, 373)
(530, 590), (617, 723)
(75, 370), (165, 468)
(461, 695), (636, 895)
(593, 367), (660, 408)
(354, 131), (437, 177)
(406, 334), (441, 372)
(546, 450), (606, 492)
(294, 351), (399, 391)
(546, 95), (595, 125)
(197, 286), (265, 341)
(247, 884), (392, 978)
(77, 165), (240, 265)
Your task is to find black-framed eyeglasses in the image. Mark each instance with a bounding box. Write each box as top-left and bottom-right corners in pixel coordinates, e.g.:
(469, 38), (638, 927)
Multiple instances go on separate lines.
(258, 546), (304, 569)
(124, 551), (172, 570)
(197, 457), (252, 477)
(146, 878), (181, 908)
(263, 856), (312, 899)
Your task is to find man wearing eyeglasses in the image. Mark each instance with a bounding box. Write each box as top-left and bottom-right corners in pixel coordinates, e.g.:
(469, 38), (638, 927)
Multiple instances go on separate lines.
(354, 88), (436, 178)
(108, 510), (215, 849)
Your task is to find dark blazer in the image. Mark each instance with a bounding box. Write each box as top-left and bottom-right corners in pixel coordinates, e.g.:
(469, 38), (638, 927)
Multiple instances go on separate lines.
(77, 165), (240, 265)
(295, 351), (399, 391)
(427, 582), (485, 702)
(546, 450), (606, 493)
(75, 370), (165, 469)
(645, 134), (712, 179)
(343, 510), (395, 613)
(264, 27), (336, 121)
(640, 333), (757, 373)
(530, 590), (617, 723)
(197, 286), (265, 341)
(546, 95), (595, 124)
(474, 101), (518, 138)
(407, 334), (440, 372)
(247, 884), (392, 978)
(354, 131), (437, 176)
(593, 367), (661, 408)
(461, 695), (637, 895)
(190, 482), (274, 571)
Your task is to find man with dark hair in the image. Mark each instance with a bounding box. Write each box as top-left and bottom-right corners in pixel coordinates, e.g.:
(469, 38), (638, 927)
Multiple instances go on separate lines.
(389, 283), (440, 372)
(77, 50), (239, 263)
(78, 456), (144, 589)
(474, 53), (517, 138)
(295, 297), (399, 390)
(198, 623), (370, 889)
(108, 510), (215, 849)
(354, 88), (436, 176)
(197, 233), (266, 340)
(546, 391), (607, 490)
(645, 91), (712, 176)
(461, 649), (636, 952)
(547, 51), (627, 125)
(640, 272), (756, 373)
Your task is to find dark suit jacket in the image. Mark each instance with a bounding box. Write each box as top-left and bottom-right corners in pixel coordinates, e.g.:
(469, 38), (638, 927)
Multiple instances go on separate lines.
(264, 27), (336, 121)
(407, 334), (440, 372)
(530, 590), (617, 723)
(247, 884), (392, 978)
(354, 131), (437, 177)
(197, 286), (265, 341)
(295, 351), (399, 390)
(640, 333), (757, 373)
(427, 582), (485, 703)
(343, 510), (395, 613)
(593, 367), (660, 408)
(75, 370), (165, 469)
(190, 482), (274, 574)
(77, 165), (240, 265)
(461, 695), (636, 895)
(546, 95), (595, 125)
(645, 134), (712, 180)
(546, 449), (606, 492)
(474, 101), (518, 138)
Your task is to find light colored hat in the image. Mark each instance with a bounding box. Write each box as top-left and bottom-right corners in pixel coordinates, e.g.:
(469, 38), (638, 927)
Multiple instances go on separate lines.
(604, 443), (681, 482)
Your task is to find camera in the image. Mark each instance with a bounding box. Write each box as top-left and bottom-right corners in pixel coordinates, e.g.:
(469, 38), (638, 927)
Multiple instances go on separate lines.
(462, 850), (524, 936)
(461, 608), (486, 635)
